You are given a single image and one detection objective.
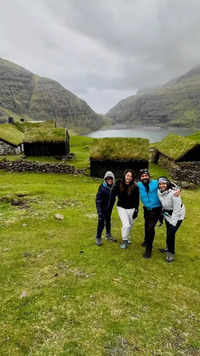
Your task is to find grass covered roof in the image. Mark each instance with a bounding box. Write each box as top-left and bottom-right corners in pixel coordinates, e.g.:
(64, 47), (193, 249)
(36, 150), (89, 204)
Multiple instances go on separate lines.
(0, 123), (24, 146)
(24, 127), (66, 143)
(152, 133), (198, 160)
(90, 137), (149, 160)
(16, 120), (55, 133)
(187, 130), (200, 143)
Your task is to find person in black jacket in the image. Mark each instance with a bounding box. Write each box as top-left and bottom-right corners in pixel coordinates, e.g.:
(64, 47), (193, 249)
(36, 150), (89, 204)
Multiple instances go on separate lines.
(112, 169), (139, 249)
(96, 171), (116, 246)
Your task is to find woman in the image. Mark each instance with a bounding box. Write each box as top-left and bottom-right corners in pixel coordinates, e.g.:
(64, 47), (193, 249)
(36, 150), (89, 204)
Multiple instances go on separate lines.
(112, 169), (139, 249)
(95, 171), (117, 246)
(157, 177), (185, 262)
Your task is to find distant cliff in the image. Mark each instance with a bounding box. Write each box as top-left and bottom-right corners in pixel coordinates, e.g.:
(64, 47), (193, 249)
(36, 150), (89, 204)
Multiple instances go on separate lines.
(0, 58), (103, 133)
(107, 67), (200, 128)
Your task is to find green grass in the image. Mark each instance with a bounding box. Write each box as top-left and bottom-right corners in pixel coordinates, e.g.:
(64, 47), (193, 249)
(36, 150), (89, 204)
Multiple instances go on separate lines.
(24, 127), (66, 143)
(152, 134), (198, 160)
(0, 124), (24, 146)
(90, 137), (149, 160)
(188, 130), (200, 143)
(0, 156), (199, 354)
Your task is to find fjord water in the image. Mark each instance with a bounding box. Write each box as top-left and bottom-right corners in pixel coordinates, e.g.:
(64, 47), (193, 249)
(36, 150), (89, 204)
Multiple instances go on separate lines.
(88, 126), (195, 143)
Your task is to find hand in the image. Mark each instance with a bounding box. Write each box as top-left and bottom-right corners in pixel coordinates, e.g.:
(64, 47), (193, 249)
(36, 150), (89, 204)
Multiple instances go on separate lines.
(173, 189), (180, 197)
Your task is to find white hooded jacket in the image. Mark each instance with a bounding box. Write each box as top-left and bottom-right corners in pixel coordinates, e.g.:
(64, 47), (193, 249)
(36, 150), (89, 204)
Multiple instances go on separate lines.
(157, 188), (185, 227)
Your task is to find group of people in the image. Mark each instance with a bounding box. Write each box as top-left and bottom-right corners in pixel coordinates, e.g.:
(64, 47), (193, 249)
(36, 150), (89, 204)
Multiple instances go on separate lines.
(95, 168), (185, 263)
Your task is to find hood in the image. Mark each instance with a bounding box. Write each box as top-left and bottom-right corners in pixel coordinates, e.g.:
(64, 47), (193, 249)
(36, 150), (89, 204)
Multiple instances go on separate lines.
(104, 171), (115, 185)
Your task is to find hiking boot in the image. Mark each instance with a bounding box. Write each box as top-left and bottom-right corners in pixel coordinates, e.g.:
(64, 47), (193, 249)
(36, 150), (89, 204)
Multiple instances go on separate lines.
(141, 241), (147, 247)
(159, 248), (168, 253)
(143, 246), (152, 258)
(166, 252), (175, 263)
(96, 238), (102, 246)
(120, 240), (128, 249)
(106, 234), (117, 242)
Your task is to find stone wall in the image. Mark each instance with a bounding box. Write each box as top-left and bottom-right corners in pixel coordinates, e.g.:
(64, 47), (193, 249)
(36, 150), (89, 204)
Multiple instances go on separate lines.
(170, 161), (200, 186)
(0, 158), (86, 175)
(0, 141), (22, 155)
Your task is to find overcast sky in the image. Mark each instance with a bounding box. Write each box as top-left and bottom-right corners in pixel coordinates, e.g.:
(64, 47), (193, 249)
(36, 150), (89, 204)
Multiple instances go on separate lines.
(1, 0), (200, 113)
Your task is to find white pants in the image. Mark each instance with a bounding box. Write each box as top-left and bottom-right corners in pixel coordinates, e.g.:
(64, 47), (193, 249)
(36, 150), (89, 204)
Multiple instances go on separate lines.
(117, 206), (137, 241)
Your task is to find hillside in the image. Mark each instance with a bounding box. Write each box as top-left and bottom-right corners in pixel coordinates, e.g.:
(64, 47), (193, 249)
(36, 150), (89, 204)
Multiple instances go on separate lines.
(0, 58), (103, 133)
(107, 66), (200, 128)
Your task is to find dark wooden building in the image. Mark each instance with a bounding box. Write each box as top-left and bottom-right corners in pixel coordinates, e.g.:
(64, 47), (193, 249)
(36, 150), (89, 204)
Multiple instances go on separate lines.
(90, 137), (149, 179)
(24, 128), (70, 156)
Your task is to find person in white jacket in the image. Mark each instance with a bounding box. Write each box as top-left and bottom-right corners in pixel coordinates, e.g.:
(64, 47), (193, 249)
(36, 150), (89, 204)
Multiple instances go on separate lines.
(157, 177), (185, 262)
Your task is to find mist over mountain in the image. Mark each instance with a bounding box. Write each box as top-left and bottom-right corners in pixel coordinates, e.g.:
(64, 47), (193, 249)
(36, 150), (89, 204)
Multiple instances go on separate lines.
(0, 58), (103, 133)
(107, 67), (200, 128)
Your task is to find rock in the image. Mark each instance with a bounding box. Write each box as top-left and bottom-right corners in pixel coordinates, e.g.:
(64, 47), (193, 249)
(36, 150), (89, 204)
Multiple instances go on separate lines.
(24, 252), (31, 257)
(20, 290), (28, 298)
(54, 213), (64, 220)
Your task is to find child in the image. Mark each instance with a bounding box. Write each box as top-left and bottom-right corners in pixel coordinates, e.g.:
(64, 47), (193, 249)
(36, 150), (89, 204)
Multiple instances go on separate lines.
(96, 171), (116, 246)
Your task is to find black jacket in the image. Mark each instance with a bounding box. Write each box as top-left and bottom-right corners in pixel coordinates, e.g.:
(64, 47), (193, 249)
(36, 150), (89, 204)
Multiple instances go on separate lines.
(112, 180), (139, 209)
(96, 182), (115, 217)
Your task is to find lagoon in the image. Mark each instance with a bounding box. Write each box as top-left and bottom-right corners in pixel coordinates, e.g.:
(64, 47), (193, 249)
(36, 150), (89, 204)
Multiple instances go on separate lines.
(88, 126), (195, 143)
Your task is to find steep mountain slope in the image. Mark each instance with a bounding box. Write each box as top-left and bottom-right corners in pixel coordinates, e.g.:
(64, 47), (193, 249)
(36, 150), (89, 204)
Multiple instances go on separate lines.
(0, 58), (102, 133)
(107, 67), (200, 128)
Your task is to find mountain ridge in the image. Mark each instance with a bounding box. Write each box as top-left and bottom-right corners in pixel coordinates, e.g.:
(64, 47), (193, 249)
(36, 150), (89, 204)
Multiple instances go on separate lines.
(107, 66), (200, 128)
(0, 58), (102, 133)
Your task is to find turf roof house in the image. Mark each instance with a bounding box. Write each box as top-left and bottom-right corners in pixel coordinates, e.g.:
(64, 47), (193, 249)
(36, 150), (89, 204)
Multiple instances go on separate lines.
(24, 127), (70, 156)
(0, 124), (24, 154)
(151, 134), (200, 167)
(151, 133), (200, 185)
(90, 137), (149, 178)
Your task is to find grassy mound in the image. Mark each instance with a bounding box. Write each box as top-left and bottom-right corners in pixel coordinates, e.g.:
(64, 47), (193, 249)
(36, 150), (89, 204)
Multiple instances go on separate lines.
(0, 123), (24, 146)
(152, 134), (198, 160)
(90, 137), (149, 160)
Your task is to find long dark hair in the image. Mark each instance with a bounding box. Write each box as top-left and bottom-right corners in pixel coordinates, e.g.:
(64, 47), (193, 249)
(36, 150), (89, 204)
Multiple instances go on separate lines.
(120, 169), (137, 195)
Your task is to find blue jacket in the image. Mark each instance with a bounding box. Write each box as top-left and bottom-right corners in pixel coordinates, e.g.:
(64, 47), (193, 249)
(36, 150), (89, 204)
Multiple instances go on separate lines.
(137, 179), (161, 210)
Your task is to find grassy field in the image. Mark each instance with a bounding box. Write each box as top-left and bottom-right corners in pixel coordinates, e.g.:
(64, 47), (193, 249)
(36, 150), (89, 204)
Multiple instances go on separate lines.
(0, 139), (199, 355)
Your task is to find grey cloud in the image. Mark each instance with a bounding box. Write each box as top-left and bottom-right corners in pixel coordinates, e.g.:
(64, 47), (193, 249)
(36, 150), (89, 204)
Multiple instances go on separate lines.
(1, 0), (200, 113)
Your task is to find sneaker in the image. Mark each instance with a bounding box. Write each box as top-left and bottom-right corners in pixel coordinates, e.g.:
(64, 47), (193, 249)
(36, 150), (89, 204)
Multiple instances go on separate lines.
(106, 234), (117, 242)
(141, 241), (147, 247)
(96, 238), (102, 246)
(120, 240), (128, 249)
(166, 252), (174, 263)
(159, 248), (168, 253)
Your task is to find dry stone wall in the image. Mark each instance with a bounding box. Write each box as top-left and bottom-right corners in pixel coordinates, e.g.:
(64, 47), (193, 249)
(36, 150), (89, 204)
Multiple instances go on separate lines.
(0, 141), (22, 155)
(170, 161), (200, 186)
(0, 158), (86, 175)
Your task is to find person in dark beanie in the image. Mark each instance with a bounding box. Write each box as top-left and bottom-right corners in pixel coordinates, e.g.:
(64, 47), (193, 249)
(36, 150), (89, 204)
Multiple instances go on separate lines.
(95, 171), (117, 246)
(137, 169), (162, 258)
(157, 177), (185, 262)
(112, 169), (139, 249)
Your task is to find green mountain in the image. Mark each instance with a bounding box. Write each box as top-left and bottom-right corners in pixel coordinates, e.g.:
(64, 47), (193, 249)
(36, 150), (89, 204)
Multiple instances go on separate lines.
(0, 58), (103, 133)
(107, 67), (200, 128)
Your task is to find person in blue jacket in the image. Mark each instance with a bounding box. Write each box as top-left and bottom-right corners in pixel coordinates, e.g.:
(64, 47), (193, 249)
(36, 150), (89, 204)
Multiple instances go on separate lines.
(137, 169), (163, 258)
(137, 169), (179, 259)
(95, 171), (117, 246)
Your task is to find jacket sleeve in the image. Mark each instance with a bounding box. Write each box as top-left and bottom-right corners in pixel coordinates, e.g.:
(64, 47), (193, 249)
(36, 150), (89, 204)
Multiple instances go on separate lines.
(135, 185), (140, 210)
(112, 180), (120, 198)
(109, 191), (116, 210)
(96, 185), (104, 215)
(171, 196), (182, 226)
